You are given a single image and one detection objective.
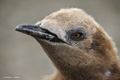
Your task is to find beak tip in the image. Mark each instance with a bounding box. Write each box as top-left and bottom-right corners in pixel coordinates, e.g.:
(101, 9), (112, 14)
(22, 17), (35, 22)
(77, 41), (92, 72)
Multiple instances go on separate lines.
(15, 25), (20, 31)
(15, 24), (26, 31)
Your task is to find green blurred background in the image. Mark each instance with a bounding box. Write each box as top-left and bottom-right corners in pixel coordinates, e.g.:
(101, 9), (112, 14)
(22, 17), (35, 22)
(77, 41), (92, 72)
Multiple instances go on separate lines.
(0, 0), (120, 80)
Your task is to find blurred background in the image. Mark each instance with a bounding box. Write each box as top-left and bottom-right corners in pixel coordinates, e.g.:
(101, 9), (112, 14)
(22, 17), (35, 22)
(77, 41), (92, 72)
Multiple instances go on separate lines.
(0, 0), (120, 80)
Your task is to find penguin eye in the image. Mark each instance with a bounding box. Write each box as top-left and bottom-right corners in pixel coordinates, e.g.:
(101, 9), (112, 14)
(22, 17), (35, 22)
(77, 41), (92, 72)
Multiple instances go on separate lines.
(71, 32), (83, 41)
(67, 28), (86, 41)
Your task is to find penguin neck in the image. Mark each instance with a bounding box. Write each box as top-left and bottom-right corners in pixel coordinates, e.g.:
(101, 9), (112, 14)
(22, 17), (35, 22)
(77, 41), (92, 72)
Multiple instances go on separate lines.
(55, 63), (120, 80)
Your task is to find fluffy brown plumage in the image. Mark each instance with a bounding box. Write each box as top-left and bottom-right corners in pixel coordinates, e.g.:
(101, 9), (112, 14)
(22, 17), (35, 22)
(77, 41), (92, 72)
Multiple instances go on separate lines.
(16, 8), (120, 80)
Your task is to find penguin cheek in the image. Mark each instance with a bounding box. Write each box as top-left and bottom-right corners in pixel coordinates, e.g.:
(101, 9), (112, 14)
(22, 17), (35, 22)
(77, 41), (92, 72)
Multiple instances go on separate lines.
(70, 39), (92, 51)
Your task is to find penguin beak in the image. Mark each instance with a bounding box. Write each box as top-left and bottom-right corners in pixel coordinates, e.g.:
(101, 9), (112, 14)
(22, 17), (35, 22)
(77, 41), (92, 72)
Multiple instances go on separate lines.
(15, 24), (65, 43)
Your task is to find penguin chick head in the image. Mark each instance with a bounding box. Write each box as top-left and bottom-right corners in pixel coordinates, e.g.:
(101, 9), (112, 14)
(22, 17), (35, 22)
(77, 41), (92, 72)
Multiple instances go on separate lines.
(16, 8), (118, 76)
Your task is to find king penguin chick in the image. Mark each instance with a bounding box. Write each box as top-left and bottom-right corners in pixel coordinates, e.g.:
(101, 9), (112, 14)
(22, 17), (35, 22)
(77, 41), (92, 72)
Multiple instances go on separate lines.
(15, 8), (120, 80)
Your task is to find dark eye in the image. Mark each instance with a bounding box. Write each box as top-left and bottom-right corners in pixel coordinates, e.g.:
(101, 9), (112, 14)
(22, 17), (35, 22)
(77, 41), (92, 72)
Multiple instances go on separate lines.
(71, 32), (83, 41)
